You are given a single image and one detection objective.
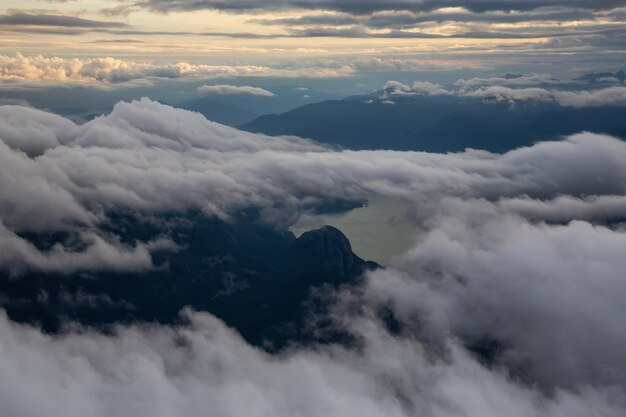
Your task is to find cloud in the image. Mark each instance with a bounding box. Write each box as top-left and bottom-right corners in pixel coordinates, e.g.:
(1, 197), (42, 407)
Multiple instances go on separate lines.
(1, 305), (625, 417)
(0, 12), (128, 28)
(198, 84), (275, 96)
(351, 56), (493, 72)
(366, 200), (626, 390)
(1, 99), (626, 274)
(383, 80), (451, 96)
(497, 194), (626, 222)
(464, 86), (556, 102)
(0, 104), (75, 155)
(466, 85), (626, 107)
(453, 73), (563, 88)
(0, 221), (157, 277)
(0, 53), (354, 88)
(1, 97), (626, 414)
(136, 0), (626, 14)
(244, 7), (626, 47)
(555, 86), (626, 107)
(384, 75), (626, 107)
(0, 98), (30, 107)
(3, 3), (621, 45)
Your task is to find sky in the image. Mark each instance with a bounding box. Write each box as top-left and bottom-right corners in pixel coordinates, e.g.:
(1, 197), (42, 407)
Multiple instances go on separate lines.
(2, 0), (626, 86)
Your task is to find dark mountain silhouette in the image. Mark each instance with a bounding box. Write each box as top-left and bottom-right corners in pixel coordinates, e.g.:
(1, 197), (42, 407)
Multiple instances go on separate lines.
(241, 95), (626, 153)
(2, 214), (377, 348)
(288, 226), (378, 283)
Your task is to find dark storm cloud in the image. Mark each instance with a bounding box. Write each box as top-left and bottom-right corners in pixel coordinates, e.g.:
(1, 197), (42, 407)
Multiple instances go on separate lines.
(2, 8), (624, 43)
(250, 8), (599, 29)
(136, 0), (626, 14)
(90, 38), (145, 44)
(127, 0), (626, 47)
(0, 12), (128, 28)
(284, 26), (534, 38)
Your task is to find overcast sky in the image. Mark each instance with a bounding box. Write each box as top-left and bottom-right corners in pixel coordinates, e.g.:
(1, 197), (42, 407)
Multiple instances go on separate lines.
(1, 0), (625, 86)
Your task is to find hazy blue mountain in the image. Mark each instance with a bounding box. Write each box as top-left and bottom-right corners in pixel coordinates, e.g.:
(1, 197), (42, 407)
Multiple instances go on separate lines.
(241, 95), (626, 153)
(175, 84), (349, 126)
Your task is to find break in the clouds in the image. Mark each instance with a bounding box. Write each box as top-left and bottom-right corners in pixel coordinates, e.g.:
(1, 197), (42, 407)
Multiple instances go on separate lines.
(198, 84), (275, 96)
(1, 99), (626, 415)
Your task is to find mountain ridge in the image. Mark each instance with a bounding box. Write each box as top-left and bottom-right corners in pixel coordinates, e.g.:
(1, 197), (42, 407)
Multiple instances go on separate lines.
(241, 94), (626, 153)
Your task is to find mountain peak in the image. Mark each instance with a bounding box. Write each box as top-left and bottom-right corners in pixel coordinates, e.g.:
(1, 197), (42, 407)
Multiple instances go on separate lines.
(288, 225), (373, 282)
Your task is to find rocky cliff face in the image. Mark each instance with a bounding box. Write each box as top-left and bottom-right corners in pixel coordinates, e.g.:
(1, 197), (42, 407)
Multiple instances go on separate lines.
(287, 225), (375, 283)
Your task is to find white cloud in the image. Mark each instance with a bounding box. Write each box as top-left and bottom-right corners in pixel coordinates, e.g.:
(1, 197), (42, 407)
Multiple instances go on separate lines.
(0, 104), (76, 155)
(366, 199), (626, 389)
(464, 86), (555, 102)
(465, 85), (626, 107)
(353, 57), (492, 72)
(384, 75), (626, 107)
(453, 73), (562, 89)
(0, 306), (624, 417)
(197, 84), (275, 96)
(555, 86), (626, 107)
(0, 53), (354, 89)
(383, 80), (450, 96)
(0, 221), (156, 277)
(1, 99), (626, 274)
(497, 194), (626, 222)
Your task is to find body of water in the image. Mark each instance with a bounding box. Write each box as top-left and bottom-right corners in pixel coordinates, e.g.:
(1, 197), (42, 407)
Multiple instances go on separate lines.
(290, 195), (420, 265)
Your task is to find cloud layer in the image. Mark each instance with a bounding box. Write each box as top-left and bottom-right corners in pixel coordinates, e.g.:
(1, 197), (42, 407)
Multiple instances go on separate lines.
(0, 53), (353, 88)
(137, 0), (626, 14)
(0, 12), (128, 29)
(1, 98), (625, 272)
(1, 99), (626, 415)
(2, 304), (626, 417)
(368, 202), (626, 387)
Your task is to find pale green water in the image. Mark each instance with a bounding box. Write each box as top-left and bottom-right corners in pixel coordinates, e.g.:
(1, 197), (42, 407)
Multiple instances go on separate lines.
(290, 195), (420, 265)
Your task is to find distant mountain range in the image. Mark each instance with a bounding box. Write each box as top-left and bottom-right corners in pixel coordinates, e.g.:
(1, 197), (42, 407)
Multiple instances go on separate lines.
(241, 94), (626, 153)
(175, 86), (341, 127)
